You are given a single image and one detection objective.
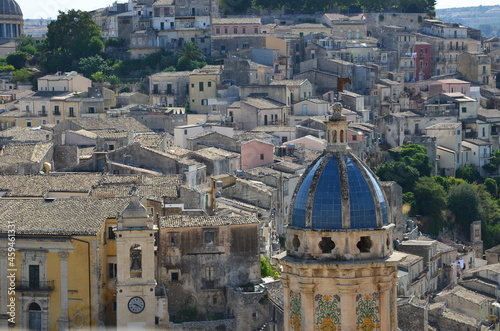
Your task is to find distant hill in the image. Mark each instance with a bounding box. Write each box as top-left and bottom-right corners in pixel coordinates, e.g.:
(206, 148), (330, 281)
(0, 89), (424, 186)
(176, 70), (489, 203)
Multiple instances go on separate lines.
(436, 5), (500, 38)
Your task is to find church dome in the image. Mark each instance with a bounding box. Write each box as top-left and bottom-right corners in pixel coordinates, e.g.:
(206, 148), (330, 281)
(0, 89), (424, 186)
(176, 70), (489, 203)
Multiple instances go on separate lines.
(0, 0), (22, 16)
(289, 105), (388, 231)
(290, 152), (388, 230)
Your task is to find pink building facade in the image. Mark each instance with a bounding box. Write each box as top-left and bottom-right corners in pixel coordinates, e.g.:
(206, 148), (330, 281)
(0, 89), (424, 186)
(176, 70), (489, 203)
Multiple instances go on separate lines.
(241, 139), (274, 170)
(429, 79), (471, 97)
(211, 18), (261, 35)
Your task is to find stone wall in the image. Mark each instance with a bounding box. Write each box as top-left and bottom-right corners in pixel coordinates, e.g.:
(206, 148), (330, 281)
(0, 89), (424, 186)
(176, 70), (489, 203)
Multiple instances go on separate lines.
(365, 13), (428, 35)
(187, 132), (240, 153)
(226, 286), (269, 331)
(107, 143), (177, 174)
(53, 145), (79, 170)
(397, 298), (428, 331)
(158, 223), (260, 319)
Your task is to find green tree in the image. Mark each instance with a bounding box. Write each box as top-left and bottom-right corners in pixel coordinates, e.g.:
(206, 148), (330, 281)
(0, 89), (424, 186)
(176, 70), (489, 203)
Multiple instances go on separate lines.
(219, 0), (253, 14)
(447, 183), (480, 238)
(176, 42), (206, 71)
(484, 178), (498, 198)
(413, 177), (447, 235)
(483, 150), (500, 175)
(43, 10), (104, 71)
(0, 65), (15, 72)
(107, 75), (121, 86)
(260, 257), (279, 279)
(91, 71), (107, 83)
(11, 68), (32, 83)
(375, 161), (419, 192)
(78, 55), (110, 78)
(388, 144), (432, 177)
(456, 164), (481, 183)
(6, 52), (28, 69)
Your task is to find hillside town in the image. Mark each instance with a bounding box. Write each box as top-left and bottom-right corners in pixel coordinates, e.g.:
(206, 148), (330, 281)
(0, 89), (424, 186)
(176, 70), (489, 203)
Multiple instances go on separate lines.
(2, 0), (500, 330)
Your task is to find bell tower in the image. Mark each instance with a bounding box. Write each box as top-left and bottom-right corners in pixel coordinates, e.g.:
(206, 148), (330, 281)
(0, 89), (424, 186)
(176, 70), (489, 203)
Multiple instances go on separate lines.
(115, 187), (157, 329)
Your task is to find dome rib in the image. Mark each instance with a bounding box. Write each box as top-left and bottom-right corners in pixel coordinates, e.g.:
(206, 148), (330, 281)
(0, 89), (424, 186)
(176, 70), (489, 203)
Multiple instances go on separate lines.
(0, 0), (22, 16)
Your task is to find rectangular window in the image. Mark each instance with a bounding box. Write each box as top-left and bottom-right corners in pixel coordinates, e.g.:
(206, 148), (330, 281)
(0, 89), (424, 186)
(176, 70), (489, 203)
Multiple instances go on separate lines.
(54, 105), (60, 115)
(207, 81), (212, 87)
(26, 121), (32, 127)
(171, 272), (179, 281)
(462, 107), (466, 113)
(26, 105), (29, 111)
(254, 27), (258, 33)
(88, 107), (95, 113)
(260, 153), (264, 160)
(205, 266), (214, 280)
(233, 27), (237, 34)
(242, 27), (246, 34)
(199, 82), (204, 91)
(29, 265), (40, 290)
(69, 107), (75, 117)
(216, 28), (220, 34)
(169, 232), (179, 246)
(108, 263), (117, 278)
(204, 229), (216, 245)
(108, 226), (116, 239)
(201, 99), (208, 105)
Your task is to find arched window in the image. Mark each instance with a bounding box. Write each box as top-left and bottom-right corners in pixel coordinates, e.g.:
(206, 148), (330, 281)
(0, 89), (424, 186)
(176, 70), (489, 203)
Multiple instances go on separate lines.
(340, 130), (344, 143)
(333, 130), (337, 143)
(264, 115), (268, 125)
(28, 303), (42, 330)
(130, 244), (142, 278)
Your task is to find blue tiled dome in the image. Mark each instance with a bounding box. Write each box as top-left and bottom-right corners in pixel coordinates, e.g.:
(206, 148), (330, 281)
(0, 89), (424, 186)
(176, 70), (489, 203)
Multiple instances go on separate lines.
(0, 0), (22, 16)
(290, 152), (388, 230)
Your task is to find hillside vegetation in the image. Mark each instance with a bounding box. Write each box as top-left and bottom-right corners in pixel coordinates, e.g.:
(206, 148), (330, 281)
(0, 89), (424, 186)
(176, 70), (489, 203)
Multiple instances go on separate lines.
(436, 5), (500, 38)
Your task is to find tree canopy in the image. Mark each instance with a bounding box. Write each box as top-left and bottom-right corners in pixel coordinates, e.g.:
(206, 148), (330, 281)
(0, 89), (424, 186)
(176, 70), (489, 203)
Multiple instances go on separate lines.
(413, 177), (447, 235)
(388, 144), (432, 177)
(43, 10), (104, 71)
(375, 161), (419, 192)
(447, 183), (480, 238)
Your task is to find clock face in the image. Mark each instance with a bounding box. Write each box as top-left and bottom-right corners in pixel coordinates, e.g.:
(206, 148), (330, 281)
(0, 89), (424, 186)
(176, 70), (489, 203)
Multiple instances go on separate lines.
(128, 296), (145, 314)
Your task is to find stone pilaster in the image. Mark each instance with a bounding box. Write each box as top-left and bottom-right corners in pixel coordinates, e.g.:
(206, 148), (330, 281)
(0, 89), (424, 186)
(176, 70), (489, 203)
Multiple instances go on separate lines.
(298, 283), (315, 331)
(57, 251), (69, 331)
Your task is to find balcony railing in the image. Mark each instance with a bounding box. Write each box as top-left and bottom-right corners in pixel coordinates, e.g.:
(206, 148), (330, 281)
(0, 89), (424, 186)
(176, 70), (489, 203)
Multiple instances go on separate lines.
(38, 111), (47, 117)
(16, 280), (55, 292)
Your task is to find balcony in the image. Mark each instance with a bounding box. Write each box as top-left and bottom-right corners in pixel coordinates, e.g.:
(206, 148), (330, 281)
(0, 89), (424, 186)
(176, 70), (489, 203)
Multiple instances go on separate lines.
(38, 111), (47, 117)
(16, 280), (55, 292)
(53, 111), (61, 116)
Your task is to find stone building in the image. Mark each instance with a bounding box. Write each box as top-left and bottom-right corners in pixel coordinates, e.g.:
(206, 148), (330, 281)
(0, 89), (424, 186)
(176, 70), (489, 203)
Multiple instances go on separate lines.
(158, 214), (263, 328)
(280, 106), (401, 330)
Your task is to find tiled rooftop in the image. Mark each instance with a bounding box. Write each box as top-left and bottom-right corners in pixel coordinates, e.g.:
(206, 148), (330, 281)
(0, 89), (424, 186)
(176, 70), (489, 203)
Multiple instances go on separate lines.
(89, 184), (178, 199)
(0, 127), (52, 144)
(191, 147), (239, 159)
(0, 173), (102, 197)
(160, 215), (258, 228)
(0, 197), (130, 235)
(67, 118), (152, 133)
(0, 142), (52, 167)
